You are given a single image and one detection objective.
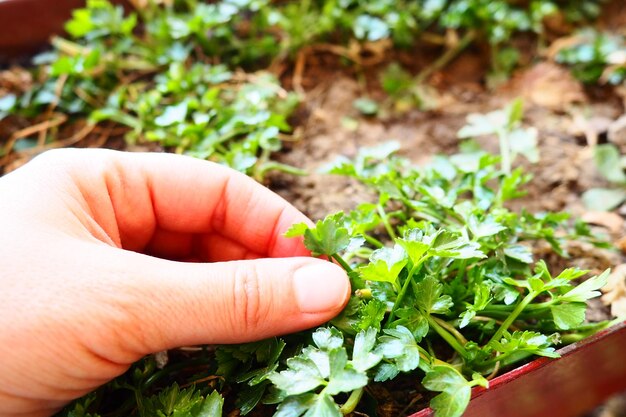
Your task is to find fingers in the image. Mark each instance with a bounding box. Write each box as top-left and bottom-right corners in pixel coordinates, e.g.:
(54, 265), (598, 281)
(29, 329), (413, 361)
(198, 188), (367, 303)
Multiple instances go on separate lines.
(27, 149), (311, 258)
(84, 247), (350, 363)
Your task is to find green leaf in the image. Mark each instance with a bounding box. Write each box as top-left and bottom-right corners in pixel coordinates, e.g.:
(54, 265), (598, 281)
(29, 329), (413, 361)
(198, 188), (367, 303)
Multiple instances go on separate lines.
(0, 94), (17, 120)
(274, 394), (317, 417)
(457, 112), (501, 138)
(351, 328), (383, 372)
(325, 366), (368, 395)
(268, 357), (325, 396)
(312, 327), (344, 351)
(560, 270), (610, 303)
(284, 223), (309, 238)
(490, 331), (559, 358)
(582, 188), (626, 211)
(423, 366), (472, 417)
(503, 244), (533, 263)
(196, 391), (224, 417)
(303, 214), (351, 256)
(376, 326), (420, 372)
(155, 101), (188, 126)
(509, 127), (539, 163)
(415, 277), (454, 315)
(303, 393), (341, 417)
(359, 245), (408, 286)
(353, 97), (379, 116)
(551, 303), (587, 330)
(467, 215), (506, 239)
(506, 97), (524, 127)
(373, 363), (399, 382)
(394, 308), (429, 339)
(429, 390), (471, 417)
(396, 231), (430, 264)
(594, 144), (626, 183)
(353, 15), (390, 41)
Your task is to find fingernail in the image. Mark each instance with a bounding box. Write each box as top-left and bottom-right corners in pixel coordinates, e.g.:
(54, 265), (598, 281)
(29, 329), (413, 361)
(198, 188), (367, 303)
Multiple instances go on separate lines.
(294, 262), (350, 314)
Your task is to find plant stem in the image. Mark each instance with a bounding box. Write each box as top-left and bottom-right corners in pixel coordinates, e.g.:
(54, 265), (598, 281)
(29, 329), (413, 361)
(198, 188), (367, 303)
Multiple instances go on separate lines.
(488, 291), (538, 346)
(499, 131), (512, 175)
(332, 254), (354, 274)
(363, 234), (384, 248)
(377, 204), (397, 240)
(431, 316), (468, 345)
(256, 161), (307, 182)
(427, 315), (468, 358)
(415, 30), (476, 84)
(385, 261), (425, 325)
(340, 388), (364, 414)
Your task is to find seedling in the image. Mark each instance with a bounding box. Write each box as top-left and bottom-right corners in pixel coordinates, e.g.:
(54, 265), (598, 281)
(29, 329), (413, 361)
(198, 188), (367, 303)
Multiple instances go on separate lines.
(458, 98), (539, 174)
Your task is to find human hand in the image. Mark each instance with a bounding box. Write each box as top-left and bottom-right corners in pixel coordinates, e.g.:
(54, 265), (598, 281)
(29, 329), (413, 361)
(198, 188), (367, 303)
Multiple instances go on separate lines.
(0, 149), (350, 417)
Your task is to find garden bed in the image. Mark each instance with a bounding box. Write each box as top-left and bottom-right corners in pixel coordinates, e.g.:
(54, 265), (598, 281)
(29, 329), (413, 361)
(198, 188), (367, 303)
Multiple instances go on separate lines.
(2, 1), (626, 416)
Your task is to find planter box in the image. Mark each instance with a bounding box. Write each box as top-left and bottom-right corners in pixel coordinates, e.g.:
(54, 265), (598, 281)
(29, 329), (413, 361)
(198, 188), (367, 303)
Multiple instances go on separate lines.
(410, 320), (626, 417)
(0, 0), (127, 61)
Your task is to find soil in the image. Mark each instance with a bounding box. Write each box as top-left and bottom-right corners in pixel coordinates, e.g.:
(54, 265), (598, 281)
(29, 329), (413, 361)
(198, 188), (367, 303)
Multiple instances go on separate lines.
(2, 2), (626, 416)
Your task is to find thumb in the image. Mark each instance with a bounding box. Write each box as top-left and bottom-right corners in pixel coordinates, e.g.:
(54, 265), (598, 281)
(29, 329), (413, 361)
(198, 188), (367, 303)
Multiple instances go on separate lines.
(91, 249), (351, 360)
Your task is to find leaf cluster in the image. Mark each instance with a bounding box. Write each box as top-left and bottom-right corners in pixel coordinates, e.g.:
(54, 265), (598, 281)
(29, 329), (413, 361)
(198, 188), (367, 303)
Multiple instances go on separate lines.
(277, 140), (611, 416)
(555, 29), (626, 85)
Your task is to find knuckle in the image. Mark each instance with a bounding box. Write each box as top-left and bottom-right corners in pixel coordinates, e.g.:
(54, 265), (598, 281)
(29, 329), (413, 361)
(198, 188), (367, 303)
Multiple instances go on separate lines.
(232, 263), (265, 332)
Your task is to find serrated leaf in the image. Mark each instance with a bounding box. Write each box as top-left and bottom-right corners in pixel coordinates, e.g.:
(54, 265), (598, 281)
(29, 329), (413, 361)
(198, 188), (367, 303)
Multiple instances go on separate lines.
(303, 214), (351, 256)
(423, 366), (472, 417)
(396, 235), (430, 265)
(325, 367), (368, 395)
(551, 303), (587, 330)
(268, 357), (324, 396)
(303, 394), (341, 417)
(430, 389), (471, 417)
(373, 363), (399, 382)
(359, 245), (408, 287)
(351, 328), (383, 373)
(415, 277), (454, 315)
(467, 215), (507, 239)
(560, 270), (610, 302)
(503, 244), (533, 263)
(284, 223), (310, 238)
(274, 394), (317, 417)
(196, 391), (224, 417)
(312, 328), (344, 351)
(376, 326), (420, 372)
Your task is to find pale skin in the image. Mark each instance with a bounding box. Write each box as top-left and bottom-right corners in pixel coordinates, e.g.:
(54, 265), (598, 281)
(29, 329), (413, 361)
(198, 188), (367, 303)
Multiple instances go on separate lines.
(0, 149), (351, 417)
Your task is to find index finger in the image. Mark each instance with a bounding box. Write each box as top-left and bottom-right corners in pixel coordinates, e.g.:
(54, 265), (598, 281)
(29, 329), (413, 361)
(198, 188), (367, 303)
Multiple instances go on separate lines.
(51, 149), (312, 257)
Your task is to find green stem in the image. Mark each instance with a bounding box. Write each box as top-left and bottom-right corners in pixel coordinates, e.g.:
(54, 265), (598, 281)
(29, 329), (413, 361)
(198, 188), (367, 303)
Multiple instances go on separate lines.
(385, 260), (426, 325)
(482, 300), (555, 314)
(256, 161), (307, 179)
(427, 315), (468, 358)
(340, 388), (364, 414)
(499, 131), (512, 175)
(332, 254), (354, 274)
(431, 316), (468, 345)
(363, 234), (384, 248)
(415, 30), (476, 84)
(377, 204), (397, 240)
(488, 291), (538, 346)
